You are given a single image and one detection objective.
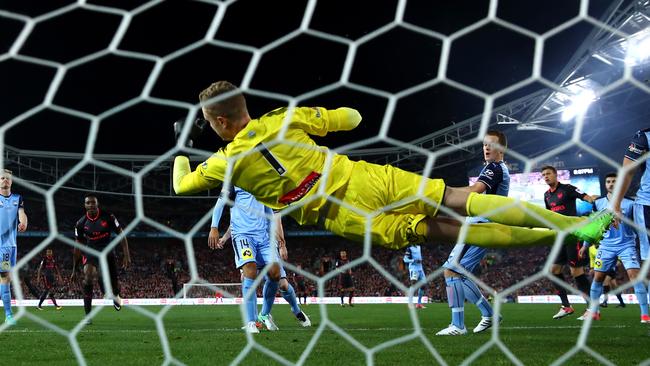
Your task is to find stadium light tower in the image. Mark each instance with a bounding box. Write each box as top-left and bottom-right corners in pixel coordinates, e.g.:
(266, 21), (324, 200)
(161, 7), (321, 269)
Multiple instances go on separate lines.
(561, 89), (596, 122)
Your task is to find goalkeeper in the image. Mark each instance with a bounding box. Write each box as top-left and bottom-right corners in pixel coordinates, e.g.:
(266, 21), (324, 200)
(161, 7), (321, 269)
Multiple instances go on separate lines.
(173, 81), (612, 250)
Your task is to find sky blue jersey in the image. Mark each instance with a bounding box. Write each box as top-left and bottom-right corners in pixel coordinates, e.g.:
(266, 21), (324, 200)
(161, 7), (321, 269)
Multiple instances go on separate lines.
(0, 193), (23, 248)
(212, 186), (273, 237)
(594, 196), (636, 249)
(404, 245), (423, 271)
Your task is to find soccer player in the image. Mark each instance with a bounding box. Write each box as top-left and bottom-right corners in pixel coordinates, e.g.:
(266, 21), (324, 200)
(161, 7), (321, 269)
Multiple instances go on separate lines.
(71, 194), (131, 324)
(173, 81), (612, 256)
(437, 131), (509, 336)
(209, 186), (311, 333)
(577, 173), (648, 322)
(613, 128), (650, 323)
(336, 250), (354, 307)
(403, 245), (426, 309)
(36, 249), (63, 310)
(0, 169), (27, 326)
(541, 165), (597, 319)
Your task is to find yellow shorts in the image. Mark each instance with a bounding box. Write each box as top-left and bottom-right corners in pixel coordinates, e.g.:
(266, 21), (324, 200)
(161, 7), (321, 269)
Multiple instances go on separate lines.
(589, 245), (597, 269)
(321, 160), (445, 250)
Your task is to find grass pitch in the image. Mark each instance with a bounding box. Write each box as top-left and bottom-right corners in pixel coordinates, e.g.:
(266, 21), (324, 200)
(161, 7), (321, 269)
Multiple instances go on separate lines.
(3, 303), (649, 365)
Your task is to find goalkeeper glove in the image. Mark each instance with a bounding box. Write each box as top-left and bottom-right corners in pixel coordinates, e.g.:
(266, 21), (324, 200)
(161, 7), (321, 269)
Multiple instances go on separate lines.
(173, 118), (207, 148)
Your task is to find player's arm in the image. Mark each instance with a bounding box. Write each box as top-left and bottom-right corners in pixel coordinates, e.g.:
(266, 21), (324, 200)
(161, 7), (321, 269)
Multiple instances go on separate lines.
(293, 107), (362, 136)
(614, 130), (648, 215)
(36, 259), (43, 283)
(111, 214), (131, 269)
(71, 221), (83, 280)
(18, 197), (27, 232)
(463, 163), (502, 194)
(274, 213), (288, 260)
(117, 227), (131, 269)
(173, 153), (226, 195)
(403, 248), (413, 264)
(209, 198), (227, 249)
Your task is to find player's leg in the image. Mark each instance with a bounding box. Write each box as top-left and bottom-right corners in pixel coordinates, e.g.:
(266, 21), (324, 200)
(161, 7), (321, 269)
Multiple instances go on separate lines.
(0, 246), (16, 325)
(437, 268), (467, 335)
(233, 236), (259, 333)
(104, 255), (122, 311)
(580, 269), (606, 321)
(601, 275), (611, 307)
(550, 245), (573, 319)
(256, 238), (282, 331)
(82, 261), (97, 324)
(37, 273), (51, 309)
(278, 271), (311, 327)
(618, 247), (649, 322)
(45, 272), (60, 308)
(438, 244), (468, 335)
(633, 203), (650, 308)
(567, 242), (591, 299)
(408, 270), (420, 308)
(455, 246), (498, 333)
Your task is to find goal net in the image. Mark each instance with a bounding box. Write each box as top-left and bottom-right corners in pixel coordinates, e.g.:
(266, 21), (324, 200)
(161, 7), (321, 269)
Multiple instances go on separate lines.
(1, 0), (650, 365)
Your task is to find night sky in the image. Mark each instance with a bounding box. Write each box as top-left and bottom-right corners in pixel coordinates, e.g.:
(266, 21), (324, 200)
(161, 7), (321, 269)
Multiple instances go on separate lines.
(1, 0), (647, 167)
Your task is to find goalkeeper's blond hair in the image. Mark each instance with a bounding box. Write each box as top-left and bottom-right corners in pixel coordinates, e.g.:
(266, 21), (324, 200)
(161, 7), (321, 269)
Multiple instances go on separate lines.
(199, 81), (248, 121)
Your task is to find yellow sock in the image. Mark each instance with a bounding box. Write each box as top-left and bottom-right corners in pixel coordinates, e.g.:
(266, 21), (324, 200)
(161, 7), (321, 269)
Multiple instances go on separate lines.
(465, 223), (561, 248)
(466, 192), (583, 230)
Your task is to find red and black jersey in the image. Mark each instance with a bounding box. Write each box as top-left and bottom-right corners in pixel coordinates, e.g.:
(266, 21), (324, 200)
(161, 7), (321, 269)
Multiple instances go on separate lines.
(544, 183), (587, 216)
(336, 257), (351, 275)
(74, 208), (121, 250)
(40, 255), (57, 271)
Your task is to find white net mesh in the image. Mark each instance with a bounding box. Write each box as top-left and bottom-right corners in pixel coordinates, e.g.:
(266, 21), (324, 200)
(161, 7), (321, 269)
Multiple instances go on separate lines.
(1, 0), (650, 365)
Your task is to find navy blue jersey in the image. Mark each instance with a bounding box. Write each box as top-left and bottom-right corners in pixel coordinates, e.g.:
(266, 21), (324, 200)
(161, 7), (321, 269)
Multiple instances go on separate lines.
(625, 129), (650, 205)
(471, 161), (510, 223)
(477, 161), (510, 196)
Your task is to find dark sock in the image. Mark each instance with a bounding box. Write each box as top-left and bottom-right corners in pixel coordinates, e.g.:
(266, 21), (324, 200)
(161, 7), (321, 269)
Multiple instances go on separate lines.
(49, 294), (59, 307)
(574, 274), (591, 298)
(616, 293), (624, 305)
(553, 273), (570, 307)
(603, 286), (610, 303)
(38, 290), (48, 307)
(340, 294), (344, 304)
(349, 290), (354, 304)
(83, 283), (93, 315)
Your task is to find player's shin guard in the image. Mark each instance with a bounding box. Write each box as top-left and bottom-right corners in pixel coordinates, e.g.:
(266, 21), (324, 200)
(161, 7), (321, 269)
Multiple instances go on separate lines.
(83, 283), (93, 315)
(553, 273), (571, 307)
(445, 277), (465, 329)
(0, 284), (12, 317)
(261, 278), (278, 316)
(461, 277), (493, 317)
(466, 193), (583, 230)
(280, 284), (301, 315)
(633, 281), (649, 316)
(574, 274), (591, 299)
(589, 281), (604, 313)
(242, 277), (257, 323)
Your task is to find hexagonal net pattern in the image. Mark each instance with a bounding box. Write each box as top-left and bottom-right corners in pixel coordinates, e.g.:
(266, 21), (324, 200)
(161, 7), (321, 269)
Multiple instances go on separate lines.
(1, 0), (650, 365)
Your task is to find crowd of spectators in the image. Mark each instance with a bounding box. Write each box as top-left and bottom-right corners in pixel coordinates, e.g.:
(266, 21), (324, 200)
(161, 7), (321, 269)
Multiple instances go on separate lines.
(15, 236), (631, 302)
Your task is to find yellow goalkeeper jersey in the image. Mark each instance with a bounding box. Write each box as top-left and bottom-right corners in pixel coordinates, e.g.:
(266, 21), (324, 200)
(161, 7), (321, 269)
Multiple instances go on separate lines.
(174, 106), (362, 225)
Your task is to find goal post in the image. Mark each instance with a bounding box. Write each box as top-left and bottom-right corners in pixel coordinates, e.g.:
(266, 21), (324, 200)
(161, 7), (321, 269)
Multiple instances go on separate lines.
(182, 283), (242, 299)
